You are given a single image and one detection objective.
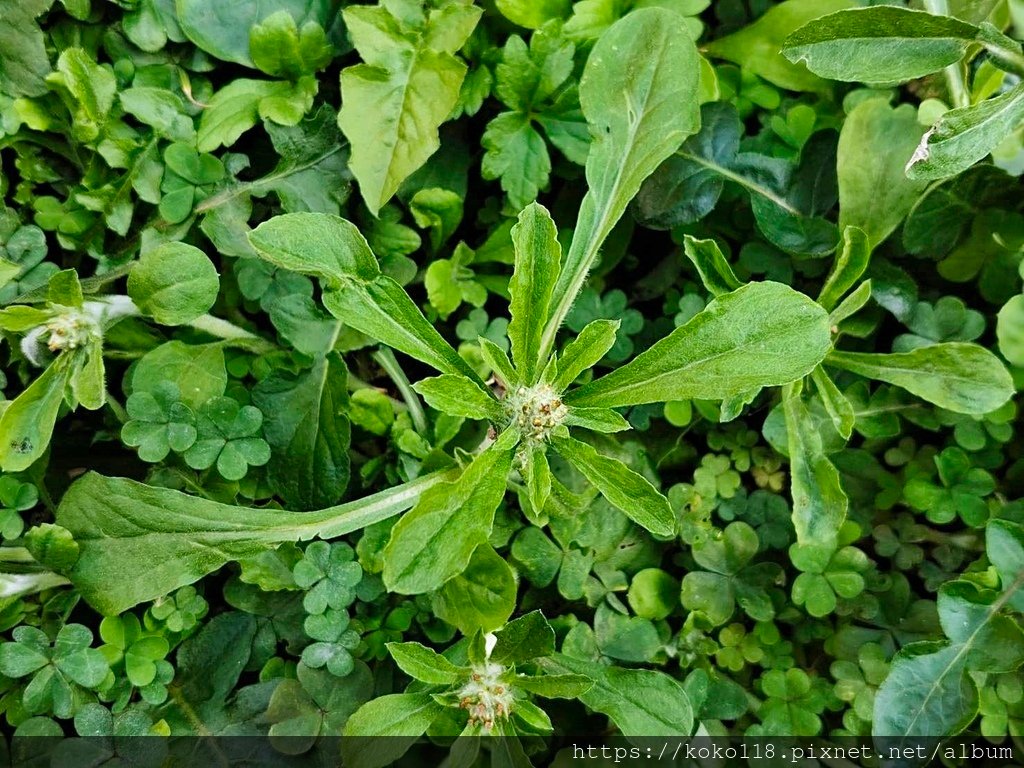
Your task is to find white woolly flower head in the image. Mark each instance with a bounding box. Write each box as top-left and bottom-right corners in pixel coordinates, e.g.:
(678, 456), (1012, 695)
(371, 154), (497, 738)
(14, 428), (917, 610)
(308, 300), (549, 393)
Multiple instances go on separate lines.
(505, 384), (567, 442)
(19, 296), (138, 367)
(457, 659), (514, 732)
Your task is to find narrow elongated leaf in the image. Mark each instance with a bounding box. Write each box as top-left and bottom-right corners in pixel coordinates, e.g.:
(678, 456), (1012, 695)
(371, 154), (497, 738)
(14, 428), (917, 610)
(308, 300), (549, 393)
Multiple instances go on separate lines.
(783, 7), (980, 83)
(338, 4), (482, 214)
(541, 8), (700, 360)
(547, 319), (619, 391)
(383, 432), (516, 594)
(0, 356), (72, 472)
(567, 282), (830, 408)
(413, 374), (504, 422)
(55, 469), (452, 615)
(783, 381), (847, 553)
(477, 340), (517, 390)
(564, 407), (630, 434)
(541, 654), (693, 738)
(906, 83), (1024, 181)
(682, 236), (742, 296)
(550, 435), (674, 537)
(827, 342), (1014, 415)
(521, 443), (552, 517)
(811, 366), (854, 440)
(250, 213), (483, 384)
(385, 642), (462, 685)
(818, 226), (871, 311)
(508, 202), (561, 384)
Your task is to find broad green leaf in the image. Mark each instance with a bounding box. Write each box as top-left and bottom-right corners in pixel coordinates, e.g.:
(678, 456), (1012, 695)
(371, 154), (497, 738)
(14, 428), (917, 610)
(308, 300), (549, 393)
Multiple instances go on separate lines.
(682, 235), (742, 296)
(385, 642), (462, 685)
(127, 242), (219, 326)
(46, 49), (117, 143)
(838, 99), (928, 247)
(547, 319), (619, 391)
(342, 693), (445, 768)
(0, 356), (71, 472)
(249, 10), (332, 79)
(997, 293), (1024, 367)
(54, 469), (452, 615)
(495, 0), (570, 29)
(338, 3), (482, 214)
(783, 7), (980, 83)
(132, 342), (227, 411)
(490, 610), (555, 664)
(541, 654), (694, 738)
(248, 211), (380, 282)
(0, 0), (55, 98)
(175, 0), (332, 67)
(874, 573), (1024, 739)
(249, 213), (483, 384)
(827, 342), (1014, 415)
(987, 519), (1024, 612)
(706, 0), (856, 92)
(431, 544), (517, 634)
(550, 434), (674, 537)
(541, 8), (701, 361)
(817, 226), (871, 311)
(383, 433), (515, 594)
(567, 282), (830, 408)
(508, 203), (561, 384)
(197, 77), (317, 152)
(119, 87), (196, 142)
(906, 83), (1024, 181)
(251, 354), (351, 510)
(782, 380), (847, 553)
(413, 374), (503, 422)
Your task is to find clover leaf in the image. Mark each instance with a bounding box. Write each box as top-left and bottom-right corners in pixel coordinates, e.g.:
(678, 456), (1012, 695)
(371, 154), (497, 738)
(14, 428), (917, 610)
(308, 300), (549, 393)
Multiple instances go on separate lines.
(0, 624), (110, 719)
(293, 541), (364, 615)
(903, 446), (996, 527)
(0, 475), (38, 540)
(183, 396), (270, 481)
(121, 382), (198, 463)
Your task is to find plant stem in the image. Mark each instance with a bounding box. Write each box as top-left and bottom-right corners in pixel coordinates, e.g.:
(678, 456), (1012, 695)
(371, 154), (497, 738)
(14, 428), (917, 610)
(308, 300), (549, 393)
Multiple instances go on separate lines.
(923, 0), (971, 108)
(186, 314), (276, 353)
(104, 390), (129, 424)
(373, 347), (429, 436)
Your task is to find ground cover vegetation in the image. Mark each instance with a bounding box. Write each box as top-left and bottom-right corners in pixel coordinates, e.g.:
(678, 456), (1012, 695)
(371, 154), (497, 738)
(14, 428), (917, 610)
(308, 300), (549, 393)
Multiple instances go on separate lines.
(0, 0), (1023, 764)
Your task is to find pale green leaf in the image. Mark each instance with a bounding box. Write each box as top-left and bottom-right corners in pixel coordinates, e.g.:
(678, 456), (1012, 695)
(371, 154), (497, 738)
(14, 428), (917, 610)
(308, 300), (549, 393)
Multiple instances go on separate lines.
(541, 8), (701, 360)
(508, 202), (561, 384)
(383, 434), (515, 594)
(550, 434), (674, 537)
(338, 3), (482, 214)
(54, 469), (451, 615)
(827, 342), (1014, 415)
(906, 83), (1024, 181)
(567, 282), (830, 408)
(783, 6), (980, 83)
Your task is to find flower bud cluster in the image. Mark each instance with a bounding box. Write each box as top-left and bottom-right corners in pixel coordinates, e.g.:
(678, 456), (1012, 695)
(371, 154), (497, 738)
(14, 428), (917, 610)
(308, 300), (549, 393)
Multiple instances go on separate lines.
(506, 384), (567, 441)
